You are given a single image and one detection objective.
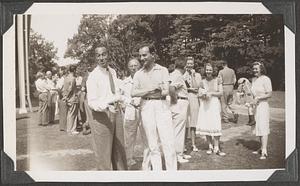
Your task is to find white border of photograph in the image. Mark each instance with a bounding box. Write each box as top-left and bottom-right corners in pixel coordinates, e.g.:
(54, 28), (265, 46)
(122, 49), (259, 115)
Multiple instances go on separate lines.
(3, 2), (295, 182)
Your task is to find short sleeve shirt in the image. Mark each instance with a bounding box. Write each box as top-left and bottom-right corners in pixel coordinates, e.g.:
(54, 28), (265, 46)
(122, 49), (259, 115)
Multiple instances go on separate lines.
(251, 75), (272, 97)
(132, 63), (170, 98)
(218, 67), (236, 85)
(170, 69), (188, 98)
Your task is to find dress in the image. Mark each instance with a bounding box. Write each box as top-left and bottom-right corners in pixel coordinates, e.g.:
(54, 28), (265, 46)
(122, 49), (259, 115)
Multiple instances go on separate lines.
(251, 75), (272, 136)
(183, 70), (202, 127)
(197, 78), (222, 136)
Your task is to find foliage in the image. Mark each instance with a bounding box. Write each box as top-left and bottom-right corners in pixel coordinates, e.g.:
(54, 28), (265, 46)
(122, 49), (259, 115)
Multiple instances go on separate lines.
(28, 29), (58, 87)
(66, 14), (284, 90)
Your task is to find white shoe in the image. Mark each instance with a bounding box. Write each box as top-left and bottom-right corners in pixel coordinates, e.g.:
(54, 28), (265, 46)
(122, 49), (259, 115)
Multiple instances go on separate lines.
(183, 154), (192, 159)
(128, 159), (137, 166)
(71, 131), (79, 135)
(177, 156), (189, 163)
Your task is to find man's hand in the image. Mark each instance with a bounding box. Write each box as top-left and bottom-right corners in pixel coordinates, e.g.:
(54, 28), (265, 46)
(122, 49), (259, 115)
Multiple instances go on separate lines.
(188, 88), (198, 94)
(108, 104), (117, 113)
(113, 94), (122, 103)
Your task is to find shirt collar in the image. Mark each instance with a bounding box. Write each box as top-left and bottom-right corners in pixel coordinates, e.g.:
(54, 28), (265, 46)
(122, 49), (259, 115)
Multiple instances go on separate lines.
(124, 76), (133, 84)
(97, 65), (111, 73)
(141, 63), (161, 71)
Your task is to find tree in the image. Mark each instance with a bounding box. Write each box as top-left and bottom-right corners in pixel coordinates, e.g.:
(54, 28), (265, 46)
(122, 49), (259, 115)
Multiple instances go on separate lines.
(65, 14), (284, 90)
(29, 29), (58, 91)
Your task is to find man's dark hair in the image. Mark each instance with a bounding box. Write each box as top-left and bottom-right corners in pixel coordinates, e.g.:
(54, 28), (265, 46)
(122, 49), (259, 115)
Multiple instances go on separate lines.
(139, 44), (156, 54)
(69, 65), (77, 73)
(174, 57), (187, 70)
(220, 59), (228, 66)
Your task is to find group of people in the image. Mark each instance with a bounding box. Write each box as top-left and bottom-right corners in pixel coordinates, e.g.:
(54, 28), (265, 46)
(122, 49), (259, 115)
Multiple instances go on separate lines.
(35, 43), (273, 171)
(35, 66), (91, 135)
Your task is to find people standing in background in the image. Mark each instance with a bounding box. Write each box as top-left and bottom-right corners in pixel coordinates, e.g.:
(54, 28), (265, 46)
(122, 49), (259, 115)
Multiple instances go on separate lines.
(75, 74), (84, 131)
(183, 56), (202, 152)
(35, 72), (50, 126)
(62, 65), (79, 135)
(80, 67), (93, 135)
(169, 57), (191, 163)
(251, 62), (272, 160)
(56, 67), (68, 131)
(196, 63), (205, 77)
(87, 46), (127, 170)
(168, 63), (176, 73)
(121, 58), (150, 169)
(237, 77), (256, 126)
(132, 45), (177, 170)
(46, 71), (57, 124)
(218, 60), (238, 123)
(197, 63), (226, 156)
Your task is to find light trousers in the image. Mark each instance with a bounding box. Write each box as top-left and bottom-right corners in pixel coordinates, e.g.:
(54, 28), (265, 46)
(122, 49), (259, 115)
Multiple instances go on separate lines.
(124, 109), (150, 170)
(221, 85), (235, 120)
(140, 100), (177, 171)
(170, 99), (189, 156)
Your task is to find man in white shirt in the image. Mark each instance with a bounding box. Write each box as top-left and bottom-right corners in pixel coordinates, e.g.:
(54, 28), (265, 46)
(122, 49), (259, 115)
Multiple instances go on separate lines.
(35, 72), (50, 126)
(56, 67), (68, 131)
(132, 45), (177, 170)
(121, 58), (150, 170)
(86, 46), (127, 170)
(169, 57), (191, 163)
(46, 71), (57, 124)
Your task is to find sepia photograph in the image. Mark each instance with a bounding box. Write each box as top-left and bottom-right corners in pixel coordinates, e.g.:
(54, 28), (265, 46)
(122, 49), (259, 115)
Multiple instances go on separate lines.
(15, 13), (285, 171)
(2, 2), (296, 182)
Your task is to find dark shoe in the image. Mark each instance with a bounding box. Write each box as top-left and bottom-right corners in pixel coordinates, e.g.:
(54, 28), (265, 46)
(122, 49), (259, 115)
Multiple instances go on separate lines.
(82, 129), (91, 135)
(223, 119), (229, 123)
(233, 113), (239, 123)
(247, 115), (256, 126)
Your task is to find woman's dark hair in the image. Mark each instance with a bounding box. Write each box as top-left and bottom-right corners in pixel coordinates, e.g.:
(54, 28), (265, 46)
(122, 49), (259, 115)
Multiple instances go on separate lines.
(253, 61), (267, 75)
(203, 63), (218, 79)
(69, 65), (77, 73)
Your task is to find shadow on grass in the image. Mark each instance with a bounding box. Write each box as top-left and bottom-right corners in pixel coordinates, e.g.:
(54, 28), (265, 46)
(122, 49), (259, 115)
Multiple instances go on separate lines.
(16, 116), (30, 120)
(235, 139), (260, 151)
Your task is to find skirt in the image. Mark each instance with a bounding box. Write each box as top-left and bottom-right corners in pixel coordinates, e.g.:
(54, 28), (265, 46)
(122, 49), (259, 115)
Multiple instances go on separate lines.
(187, 93), (200, 128)
(253, 101), (270, 136)
(197, 97), (222, 136)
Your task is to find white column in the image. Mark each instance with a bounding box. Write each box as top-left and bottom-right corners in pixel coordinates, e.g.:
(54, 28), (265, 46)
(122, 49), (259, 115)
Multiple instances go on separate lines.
(17, 15), (27, 114)
(24, 15), (33, 112)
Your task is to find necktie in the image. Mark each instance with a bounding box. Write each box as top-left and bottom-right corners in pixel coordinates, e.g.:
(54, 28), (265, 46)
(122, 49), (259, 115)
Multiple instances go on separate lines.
(190, 71), (196, 88)
(107, 68), (116, 94)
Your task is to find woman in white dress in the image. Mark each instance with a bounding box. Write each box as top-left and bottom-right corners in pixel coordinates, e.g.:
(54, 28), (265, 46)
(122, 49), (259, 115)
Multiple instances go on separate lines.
(197, 63), (225, 156)
(251, 62), (272, 160)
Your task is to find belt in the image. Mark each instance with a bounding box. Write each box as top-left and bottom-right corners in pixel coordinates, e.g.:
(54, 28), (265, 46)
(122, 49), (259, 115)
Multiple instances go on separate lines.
(223, 83), (234, 86)
(178, 96), (188, 100)
(143, 96), (166, 100)
(187, 90), (198, 93)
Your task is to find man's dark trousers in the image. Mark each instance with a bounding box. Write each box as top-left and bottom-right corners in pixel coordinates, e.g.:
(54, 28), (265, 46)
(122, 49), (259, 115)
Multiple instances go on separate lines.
(89, 109), (128, 170)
